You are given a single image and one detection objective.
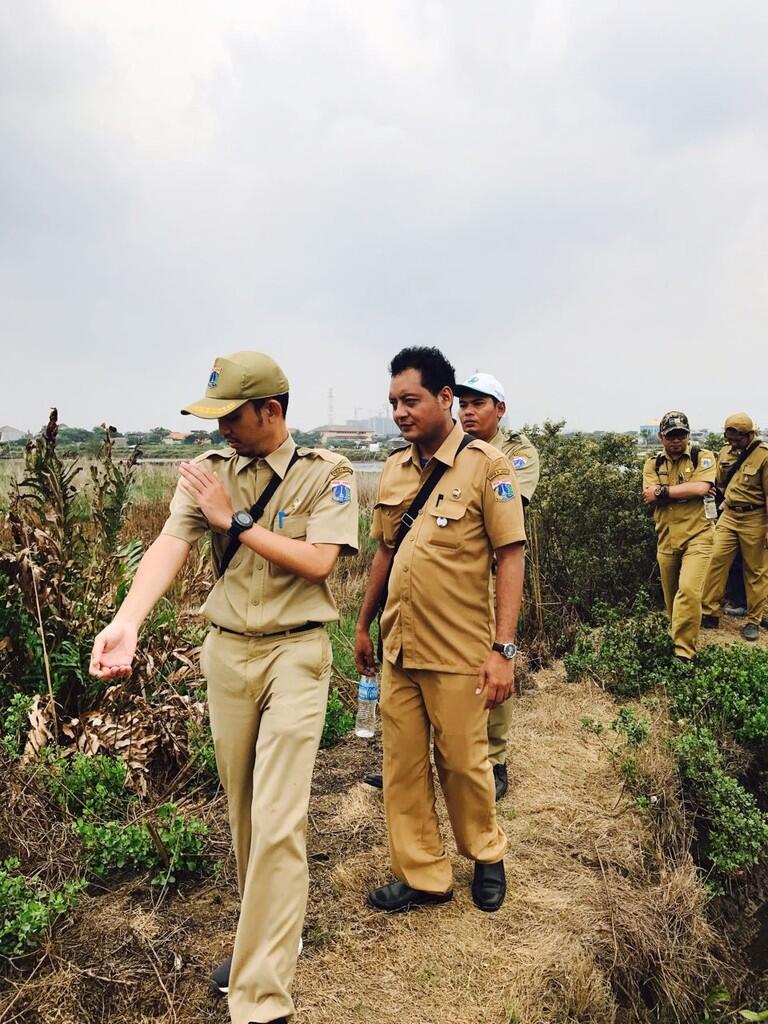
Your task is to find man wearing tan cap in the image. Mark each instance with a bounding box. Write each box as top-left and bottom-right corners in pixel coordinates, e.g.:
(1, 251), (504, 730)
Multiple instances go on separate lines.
(642, 411), (717, 660)
(701, 413), (768, 641)
(90, 352), (358, 1024)
(455, 372), (539, 801)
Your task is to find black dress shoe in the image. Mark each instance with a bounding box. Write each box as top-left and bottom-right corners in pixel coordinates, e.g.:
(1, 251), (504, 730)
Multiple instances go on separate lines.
(363, 772), (383, 789)
(471, 861), (506, 912)
(742, 623), (759, 641)
(701, 614), (720, 629)
(367, 880), (453, 912)
(210, 955), (232, 996)
(493, 763), (508, 801)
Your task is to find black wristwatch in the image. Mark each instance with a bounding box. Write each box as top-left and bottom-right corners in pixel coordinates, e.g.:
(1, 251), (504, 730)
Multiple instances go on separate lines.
(492, 641), (518, 660)
(229, 510), (254, 540)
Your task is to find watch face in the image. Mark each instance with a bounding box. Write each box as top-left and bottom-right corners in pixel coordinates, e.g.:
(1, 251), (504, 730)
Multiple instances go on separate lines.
(234, 511), (253, 528)
(502, 643), (517, 659)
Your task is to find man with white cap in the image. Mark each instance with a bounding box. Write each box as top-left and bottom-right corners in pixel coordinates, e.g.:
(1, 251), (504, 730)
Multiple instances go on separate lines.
(701, 413), (768, 641)
(454, 373), (539, 800)
(90, 351), (359, 1024)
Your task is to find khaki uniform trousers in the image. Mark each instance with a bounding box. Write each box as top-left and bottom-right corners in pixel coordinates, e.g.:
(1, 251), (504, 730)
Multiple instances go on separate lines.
(702, 509), (768, 626)
(487, 700), (514, 767)
(657, 531), (713, 659)
(380, 657), (507, 895)
(201, 626), (332, 1024)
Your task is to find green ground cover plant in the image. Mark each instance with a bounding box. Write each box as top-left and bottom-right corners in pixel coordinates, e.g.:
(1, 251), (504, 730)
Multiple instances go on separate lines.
(0, 858), (85, 957)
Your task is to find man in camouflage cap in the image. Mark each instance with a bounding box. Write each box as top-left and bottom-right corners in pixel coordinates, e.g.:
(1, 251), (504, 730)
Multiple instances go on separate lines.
(701, 413), (768, 641)
(90, 351), (359, 1024)
(642, 411), (717, 660)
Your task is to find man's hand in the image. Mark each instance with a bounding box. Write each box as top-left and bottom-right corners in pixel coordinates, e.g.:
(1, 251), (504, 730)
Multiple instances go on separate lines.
(354, 626), (377, 677)
(475, 651), (515, 709)
(178, 462), (234, 531)
(642, 485), (657, 505)
(90, 621), (138, 680)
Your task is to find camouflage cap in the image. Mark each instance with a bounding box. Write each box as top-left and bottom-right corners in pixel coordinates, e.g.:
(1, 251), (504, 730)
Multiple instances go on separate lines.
(659, 411), (690, 436)
(724, 412), (755, 433)
(181, 352), (289, 419)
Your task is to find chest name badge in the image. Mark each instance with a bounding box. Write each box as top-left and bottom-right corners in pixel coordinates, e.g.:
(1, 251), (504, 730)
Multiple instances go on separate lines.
(331, 481), (352, 504)
(492, 479), (515, 502)
(436, 516), (448, 527)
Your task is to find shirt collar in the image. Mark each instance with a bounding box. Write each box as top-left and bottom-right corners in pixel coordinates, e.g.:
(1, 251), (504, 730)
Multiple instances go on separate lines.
(399, 420), (467, 470)
(235, 433), (296, 476)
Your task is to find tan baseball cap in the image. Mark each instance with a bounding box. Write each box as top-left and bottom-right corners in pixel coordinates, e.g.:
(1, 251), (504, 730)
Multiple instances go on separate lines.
(724, 412), (755, 433)
(181, 352), (289, 419)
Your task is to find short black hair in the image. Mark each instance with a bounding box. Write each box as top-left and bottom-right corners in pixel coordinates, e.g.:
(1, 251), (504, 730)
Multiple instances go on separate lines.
(251, 393), (289, 418)
(388, 347), (456, 396)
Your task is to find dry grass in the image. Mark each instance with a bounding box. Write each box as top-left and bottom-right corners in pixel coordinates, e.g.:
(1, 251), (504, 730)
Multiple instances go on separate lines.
(1, 670), (729, 1024)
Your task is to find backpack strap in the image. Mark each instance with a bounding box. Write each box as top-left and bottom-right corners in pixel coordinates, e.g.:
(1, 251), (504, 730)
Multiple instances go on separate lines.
(656, 446), (700, 473)
(217, 448), (301, 576)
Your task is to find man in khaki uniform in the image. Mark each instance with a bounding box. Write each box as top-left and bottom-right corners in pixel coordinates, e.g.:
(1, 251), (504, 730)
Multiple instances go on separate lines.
(701, 413), (768, 641)
(355, 347), (526, 913)
(455, 372), (539, 801)
(90, 352), (358, 1024)
(642, 411), (716, 661)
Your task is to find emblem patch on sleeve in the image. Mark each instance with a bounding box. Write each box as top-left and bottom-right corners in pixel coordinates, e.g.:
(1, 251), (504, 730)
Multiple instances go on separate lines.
(331, 481), (352, 505)
(512, 456), (527, 469)
(492, 479), (515, 502)
(702, 458), (712, 468)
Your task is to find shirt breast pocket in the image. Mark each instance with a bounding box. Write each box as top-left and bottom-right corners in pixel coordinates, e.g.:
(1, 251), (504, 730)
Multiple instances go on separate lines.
(427, 499), (468, 549)
(277, 513), (309, 540)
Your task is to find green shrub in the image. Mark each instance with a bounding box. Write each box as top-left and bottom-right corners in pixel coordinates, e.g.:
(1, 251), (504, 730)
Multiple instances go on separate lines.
(674, 729), (768, 877)
(74, 802), (211, 886)
(565, 606), (674, 696)
(42, 751), (134, 819)
(0, 857), (85, 956)
(188, 717), (219, 788)
(2, 692), (33, 758)
(321, 688), (354, 747)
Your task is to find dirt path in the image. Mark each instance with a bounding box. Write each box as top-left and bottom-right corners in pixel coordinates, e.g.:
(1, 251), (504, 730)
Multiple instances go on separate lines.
(3, 666), (723, 1024)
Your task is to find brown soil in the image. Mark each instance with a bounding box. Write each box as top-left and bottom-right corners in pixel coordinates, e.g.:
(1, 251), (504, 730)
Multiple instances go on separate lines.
(1, 666), (730, 1024)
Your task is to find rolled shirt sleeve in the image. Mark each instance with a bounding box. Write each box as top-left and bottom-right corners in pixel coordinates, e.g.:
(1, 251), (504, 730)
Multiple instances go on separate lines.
(305, 464), (359, 555)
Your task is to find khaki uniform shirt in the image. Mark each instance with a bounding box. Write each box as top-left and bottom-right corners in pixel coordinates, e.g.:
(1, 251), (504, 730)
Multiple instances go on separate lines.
(642, 447), (716, 553)
(372, 421), (526, 673)
(161, 435), (359, 633)
(717, 442), (768, 508)
(489, 427), (540, 503)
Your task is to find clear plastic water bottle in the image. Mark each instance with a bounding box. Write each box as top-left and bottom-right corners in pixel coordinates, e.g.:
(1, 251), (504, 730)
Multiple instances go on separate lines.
(703, 494), (718, 520)
(355, 675), (379, 738)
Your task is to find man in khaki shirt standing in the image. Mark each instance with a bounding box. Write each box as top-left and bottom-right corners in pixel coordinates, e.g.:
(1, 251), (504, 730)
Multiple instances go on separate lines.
(701, 413), (768, 641)
(90, 352), (358, 1024)
(455, 372), (539, 801)
(355, 347), (526, 913)
(642, 411), (716, 661)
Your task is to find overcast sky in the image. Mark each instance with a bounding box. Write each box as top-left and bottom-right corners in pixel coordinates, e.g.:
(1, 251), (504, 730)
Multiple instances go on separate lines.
(2, 1), (767, 435)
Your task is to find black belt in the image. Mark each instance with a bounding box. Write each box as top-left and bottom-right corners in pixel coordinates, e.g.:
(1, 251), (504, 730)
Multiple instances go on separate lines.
(211, 621), (323, 639)
(725, 503), (764, 513)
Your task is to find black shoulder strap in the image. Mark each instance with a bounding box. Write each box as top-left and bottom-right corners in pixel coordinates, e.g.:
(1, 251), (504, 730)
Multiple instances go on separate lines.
(656, 447), (700, 473)
(722, 439), (761, 495)
(217, 448), (301, 576)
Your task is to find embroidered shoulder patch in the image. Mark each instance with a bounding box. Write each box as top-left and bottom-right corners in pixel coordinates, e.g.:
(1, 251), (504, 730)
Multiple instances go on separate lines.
(492, 479), (515, 502)
(512, 456), (527, 469)
(701, 458), (712, 469)
(208, 366), (221, 388)
(331, 481), (352, 504)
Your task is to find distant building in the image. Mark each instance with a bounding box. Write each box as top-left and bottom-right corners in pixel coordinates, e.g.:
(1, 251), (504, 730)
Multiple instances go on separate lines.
(313, 425), (374, 445)
(346, 416), (400, 437)
(162, 431), (192, 445)
(0, 425), (26, 442)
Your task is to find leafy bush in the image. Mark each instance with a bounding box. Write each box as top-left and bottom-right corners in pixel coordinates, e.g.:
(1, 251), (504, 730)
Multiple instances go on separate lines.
(674, 729), (768, 876)
(2, 691), (33, 757)
(522, 424), (658, 658)
(321, 688), (354, 747)
(74, 802), (211, 886)
(0, 857), (85, 956)
(42, 751), (134, 818)
(565, 604), (674, 696)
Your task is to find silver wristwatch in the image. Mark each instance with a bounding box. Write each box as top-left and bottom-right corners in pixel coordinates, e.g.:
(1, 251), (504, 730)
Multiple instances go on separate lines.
(491, 641), (518, 660)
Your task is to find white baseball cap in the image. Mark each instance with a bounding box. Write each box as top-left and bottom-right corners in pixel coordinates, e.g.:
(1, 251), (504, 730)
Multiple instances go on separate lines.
(454, 372), (506, 403)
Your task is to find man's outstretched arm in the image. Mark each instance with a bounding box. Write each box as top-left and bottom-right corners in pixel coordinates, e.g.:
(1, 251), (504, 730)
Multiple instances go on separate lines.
(89, 534), (191, 680)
